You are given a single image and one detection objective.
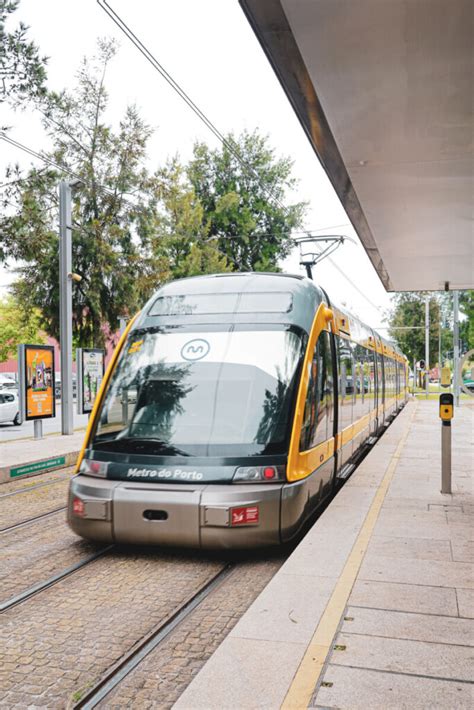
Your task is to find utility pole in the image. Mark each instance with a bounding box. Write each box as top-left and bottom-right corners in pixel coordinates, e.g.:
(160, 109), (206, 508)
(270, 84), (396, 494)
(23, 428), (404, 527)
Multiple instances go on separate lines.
(453, 291), (460, 406)
(59, 180), (75, 435)
(425, 295), (430, 399)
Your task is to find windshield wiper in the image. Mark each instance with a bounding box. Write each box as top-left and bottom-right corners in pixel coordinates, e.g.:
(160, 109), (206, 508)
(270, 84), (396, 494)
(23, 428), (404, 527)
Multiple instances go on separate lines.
(94, 436), (190, 457)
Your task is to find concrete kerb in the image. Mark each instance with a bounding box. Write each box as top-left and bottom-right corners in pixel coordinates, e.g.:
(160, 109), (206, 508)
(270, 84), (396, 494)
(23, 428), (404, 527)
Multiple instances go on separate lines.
(0, 432), (84, 483)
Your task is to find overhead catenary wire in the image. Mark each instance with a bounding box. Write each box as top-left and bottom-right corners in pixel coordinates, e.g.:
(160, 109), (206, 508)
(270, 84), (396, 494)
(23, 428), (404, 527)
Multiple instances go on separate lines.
(1, 129), (383, 313)
(0, 133), (139, 205)
(96, 1), (384, 314)
(97, 0), (289, 216)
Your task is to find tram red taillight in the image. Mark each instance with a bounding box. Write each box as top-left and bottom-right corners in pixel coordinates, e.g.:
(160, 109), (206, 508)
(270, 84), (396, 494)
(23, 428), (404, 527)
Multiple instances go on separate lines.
(263, 466), (276, 479)
(72, 497), (85, 517)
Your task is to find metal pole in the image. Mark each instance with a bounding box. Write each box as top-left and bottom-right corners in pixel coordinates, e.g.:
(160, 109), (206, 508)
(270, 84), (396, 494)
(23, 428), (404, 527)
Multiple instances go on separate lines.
(438, 316), (440, 393)
(34, 419), (43, 439)
(425, 295), (430, 399)
(441, 422), (452, 494)
(59, 180), (74, 435)
(453, 291), (460, 406)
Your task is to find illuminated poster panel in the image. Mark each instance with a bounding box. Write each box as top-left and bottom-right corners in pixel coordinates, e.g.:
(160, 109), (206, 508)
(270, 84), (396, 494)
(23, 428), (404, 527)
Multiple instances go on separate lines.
(77, 348), (105, 414)
(18, 344), (56, 421)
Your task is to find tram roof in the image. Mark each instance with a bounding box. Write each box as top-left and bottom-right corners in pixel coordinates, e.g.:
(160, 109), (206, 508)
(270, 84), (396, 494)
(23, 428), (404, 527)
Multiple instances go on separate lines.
(239, 0), (473, 292)
(137, 272), (325, 335)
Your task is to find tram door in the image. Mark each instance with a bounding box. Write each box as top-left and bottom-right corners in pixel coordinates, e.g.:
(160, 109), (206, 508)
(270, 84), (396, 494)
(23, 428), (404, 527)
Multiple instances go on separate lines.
(299, 330), (335, 502)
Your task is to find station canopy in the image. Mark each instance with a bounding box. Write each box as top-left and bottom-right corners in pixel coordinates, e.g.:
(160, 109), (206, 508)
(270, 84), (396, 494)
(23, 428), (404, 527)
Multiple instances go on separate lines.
(240, 0), (473, 292)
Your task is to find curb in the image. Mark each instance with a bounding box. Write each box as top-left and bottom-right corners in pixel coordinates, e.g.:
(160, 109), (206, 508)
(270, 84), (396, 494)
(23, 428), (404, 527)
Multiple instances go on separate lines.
(0, 450), (79, 484)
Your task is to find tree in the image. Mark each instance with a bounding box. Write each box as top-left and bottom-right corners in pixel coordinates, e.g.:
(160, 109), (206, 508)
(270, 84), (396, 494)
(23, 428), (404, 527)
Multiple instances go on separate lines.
(386, 293), (448, 367)
(188, 129), (306, 271)
(1, 40), (164, 347)
(0, 0), (47, 109)
(0, 293), (45, 362)
(148, 158), (231, 281)
(459, 290), (474, 352)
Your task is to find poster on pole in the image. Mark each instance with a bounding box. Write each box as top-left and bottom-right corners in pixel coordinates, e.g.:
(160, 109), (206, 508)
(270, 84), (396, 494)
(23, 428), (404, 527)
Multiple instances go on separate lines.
(18, 344), (56, 421)
(77, 348), (105, 414)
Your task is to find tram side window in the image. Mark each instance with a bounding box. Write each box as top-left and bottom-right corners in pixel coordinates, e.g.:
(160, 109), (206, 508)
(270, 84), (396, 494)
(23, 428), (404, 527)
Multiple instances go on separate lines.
(353, 344), (365, 421)
(377, 354), (384, 402)
(299, 331), (333, 451)
(384, 358), (390, 399)
(338, 336), (354, 429)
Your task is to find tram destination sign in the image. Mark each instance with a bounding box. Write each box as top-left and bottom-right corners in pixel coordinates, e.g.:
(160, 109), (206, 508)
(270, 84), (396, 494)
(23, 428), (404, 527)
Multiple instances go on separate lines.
(77, 348), (105, 415)
(18, 344), (56, 421)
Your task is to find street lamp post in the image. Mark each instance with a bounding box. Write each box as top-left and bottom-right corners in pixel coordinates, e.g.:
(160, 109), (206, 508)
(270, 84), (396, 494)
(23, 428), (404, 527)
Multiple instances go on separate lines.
(59, 179), (82, 435)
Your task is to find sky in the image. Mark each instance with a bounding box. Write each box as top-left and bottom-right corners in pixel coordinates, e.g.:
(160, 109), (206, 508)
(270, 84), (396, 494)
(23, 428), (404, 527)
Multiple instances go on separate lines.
(1, 0), (395, 329)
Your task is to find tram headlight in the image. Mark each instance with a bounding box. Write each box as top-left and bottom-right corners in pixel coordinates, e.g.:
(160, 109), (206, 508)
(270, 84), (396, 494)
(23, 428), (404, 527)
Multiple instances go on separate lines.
(79, 458), (109, 478)
(232, 465), (285, 483)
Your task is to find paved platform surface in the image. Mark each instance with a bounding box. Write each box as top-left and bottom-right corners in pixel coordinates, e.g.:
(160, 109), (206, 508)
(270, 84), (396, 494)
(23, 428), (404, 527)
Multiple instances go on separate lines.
(175, 399), (473, 709)
(0, 431), (84, 482)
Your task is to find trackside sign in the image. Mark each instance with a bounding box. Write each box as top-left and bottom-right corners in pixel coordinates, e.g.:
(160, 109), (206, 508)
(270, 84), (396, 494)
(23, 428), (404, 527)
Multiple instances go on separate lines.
(10, 456), (66, 478)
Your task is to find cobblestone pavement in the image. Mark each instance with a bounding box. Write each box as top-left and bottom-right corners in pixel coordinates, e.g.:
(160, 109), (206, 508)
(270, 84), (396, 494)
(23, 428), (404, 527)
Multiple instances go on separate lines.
(0, 467), (74, 496)
(0, 515), (101, 604)
(0, 547), (226, 708)
(98, 555), (285, 710)
(0, 477), (70, 529)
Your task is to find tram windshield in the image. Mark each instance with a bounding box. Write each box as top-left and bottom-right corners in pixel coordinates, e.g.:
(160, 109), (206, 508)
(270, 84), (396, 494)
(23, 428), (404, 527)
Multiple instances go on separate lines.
(92, 326), (304, 457)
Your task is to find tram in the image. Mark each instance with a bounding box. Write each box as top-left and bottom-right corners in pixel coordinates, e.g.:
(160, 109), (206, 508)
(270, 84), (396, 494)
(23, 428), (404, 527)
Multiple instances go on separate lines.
(68, 273), (408, 548)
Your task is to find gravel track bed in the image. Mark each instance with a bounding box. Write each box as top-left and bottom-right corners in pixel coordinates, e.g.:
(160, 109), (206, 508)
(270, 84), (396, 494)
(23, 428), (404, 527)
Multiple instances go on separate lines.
(0, 478), (70, 529)
(0, 467), (74, 496)
(97, 555), (285, 709)
(0, 548), (226, 708)
(0, 516), (101, 605)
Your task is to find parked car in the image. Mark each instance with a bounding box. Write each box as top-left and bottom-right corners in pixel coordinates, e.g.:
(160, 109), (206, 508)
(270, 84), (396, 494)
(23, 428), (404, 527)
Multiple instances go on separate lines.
(0, 390), (20, 425)
(0, 374), (18, 392)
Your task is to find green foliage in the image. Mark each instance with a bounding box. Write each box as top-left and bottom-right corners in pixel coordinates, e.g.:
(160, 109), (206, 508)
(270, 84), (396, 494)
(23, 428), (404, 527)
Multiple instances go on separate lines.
(386, 293), (449, 367)
(188, 129), (306, 271)
(0, 293), (45, 361)
(1, 40), (163, 347)
(0, 0), (48, 110)
(459, 290), (474, 352)
(148, 159), (231, 281)
(1, 45), (307, 346)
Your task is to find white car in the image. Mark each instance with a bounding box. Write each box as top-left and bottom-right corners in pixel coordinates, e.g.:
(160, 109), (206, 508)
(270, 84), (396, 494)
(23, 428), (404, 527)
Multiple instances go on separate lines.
(0, 391), (20, 425)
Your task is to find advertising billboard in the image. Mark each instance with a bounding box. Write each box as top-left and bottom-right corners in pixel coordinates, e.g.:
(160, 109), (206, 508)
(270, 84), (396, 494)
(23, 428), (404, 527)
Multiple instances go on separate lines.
(77, 348), (105, 414)
(18, 344), (56, 421)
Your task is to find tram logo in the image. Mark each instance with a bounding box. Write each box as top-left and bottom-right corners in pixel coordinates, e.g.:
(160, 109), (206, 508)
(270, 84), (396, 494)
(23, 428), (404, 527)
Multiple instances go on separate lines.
(181, 338), (210, 361)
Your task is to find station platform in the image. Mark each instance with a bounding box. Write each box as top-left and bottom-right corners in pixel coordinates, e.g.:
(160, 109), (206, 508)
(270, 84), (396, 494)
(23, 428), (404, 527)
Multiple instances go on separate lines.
(175, 399), (473, 709)
(0, 431), (84, 483)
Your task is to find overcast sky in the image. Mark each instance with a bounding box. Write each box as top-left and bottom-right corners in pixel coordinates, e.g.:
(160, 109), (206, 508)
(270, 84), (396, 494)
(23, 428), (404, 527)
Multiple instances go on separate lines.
(1, 0), (394, 328)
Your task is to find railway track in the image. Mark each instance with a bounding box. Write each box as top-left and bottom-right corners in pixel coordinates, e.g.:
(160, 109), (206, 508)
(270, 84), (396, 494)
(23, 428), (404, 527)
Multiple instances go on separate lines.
(0, 545), (114, 613)
(74, 562), (234, 709)
(0, 505), (67, 533)
(0, 469), (74, 499)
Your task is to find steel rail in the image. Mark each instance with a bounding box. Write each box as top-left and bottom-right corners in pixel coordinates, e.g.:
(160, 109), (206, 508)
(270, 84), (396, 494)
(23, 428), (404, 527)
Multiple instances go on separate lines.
(0, 471), (73, 499)
(74, 563), (235, 709)
(0, 506), (67, 534)
(0, 545), (114, 613)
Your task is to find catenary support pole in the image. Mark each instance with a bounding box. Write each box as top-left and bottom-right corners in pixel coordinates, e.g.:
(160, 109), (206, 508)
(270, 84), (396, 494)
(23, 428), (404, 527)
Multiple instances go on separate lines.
(425, 295), (430, 399)
(59, 180), (74, 435)
(453, 291), (460, 406)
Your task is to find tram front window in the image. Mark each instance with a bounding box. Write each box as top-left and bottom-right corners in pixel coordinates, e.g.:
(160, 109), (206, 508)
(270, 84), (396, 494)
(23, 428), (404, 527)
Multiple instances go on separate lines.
(92, 326), (304, 457)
